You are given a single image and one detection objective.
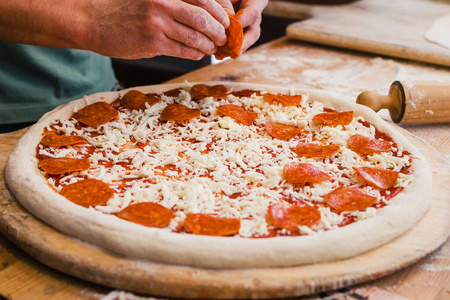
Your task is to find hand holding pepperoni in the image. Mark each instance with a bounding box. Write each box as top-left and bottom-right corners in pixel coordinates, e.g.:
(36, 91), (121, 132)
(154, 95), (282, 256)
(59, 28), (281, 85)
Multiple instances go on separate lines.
(86, 0), (231, 59)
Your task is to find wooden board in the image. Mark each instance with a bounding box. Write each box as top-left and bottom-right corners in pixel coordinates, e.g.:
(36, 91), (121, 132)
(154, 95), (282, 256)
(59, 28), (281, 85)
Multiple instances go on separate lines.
(273, 0), (450, 66)
(0, 126), (448, 299)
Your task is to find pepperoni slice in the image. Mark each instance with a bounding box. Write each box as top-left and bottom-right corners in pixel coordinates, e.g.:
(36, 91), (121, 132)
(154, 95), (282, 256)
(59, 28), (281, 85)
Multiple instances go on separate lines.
(40, 134), (88, 148)
(354, 166), (399, 189)
(230, 89), (261, 97)
(190, 84), (228, 100)
(60, 179), (114, 208)
(263, 93), (303, 107)
(74, 102), (119, 127)
(283, 162), (331, 185)
(116, 202), (173, 228)
(214, 10), (244, 60)
(324, 187), (378, 212)
(313, 111), (354, 127)
(163, 88), (182, 97)
(184, 214), (240, 236)
(160, 104), (201, 121)
(294, 143), (340, 158)
(265, 122), (303, 140)
(39, 157), (90, 175)
(267, 203), (321, 232)
(348, 134), (392, 156)
(217, 104), (258, 125)
(120, 90), (160, 110)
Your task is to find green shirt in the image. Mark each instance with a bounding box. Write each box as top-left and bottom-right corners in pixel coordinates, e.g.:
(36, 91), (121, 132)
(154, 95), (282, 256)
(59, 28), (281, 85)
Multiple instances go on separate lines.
(0, 42), (115, 124)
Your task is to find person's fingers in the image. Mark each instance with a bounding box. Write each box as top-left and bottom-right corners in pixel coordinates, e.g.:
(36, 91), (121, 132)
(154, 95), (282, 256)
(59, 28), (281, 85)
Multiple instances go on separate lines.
(165, 21), (216, 55)
(215, 0), (236, 15)
(241, 23), (261, 53)
(235, 0), (267, 28)
(159, 36), (206, 60)
(172, 3), (227, 46)
(182, 0), (231, 28)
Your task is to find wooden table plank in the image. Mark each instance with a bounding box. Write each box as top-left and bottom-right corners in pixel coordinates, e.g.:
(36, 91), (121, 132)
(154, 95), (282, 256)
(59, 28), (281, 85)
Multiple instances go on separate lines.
(0, 234), (106, 300)
(284, 0), (450, 66)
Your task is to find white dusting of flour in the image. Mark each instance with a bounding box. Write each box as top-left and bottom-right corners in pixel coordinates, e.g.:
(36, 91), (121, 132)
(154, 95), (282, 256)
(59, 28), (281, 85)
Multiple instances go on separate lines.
(419, 264), (450, 272)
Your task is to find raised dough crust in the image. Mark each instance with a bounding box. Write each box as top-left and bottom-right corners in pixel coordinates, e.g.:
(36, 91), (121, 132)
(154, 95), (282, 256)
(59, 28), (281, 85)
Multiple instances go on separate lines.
(5, 82), (432, 269)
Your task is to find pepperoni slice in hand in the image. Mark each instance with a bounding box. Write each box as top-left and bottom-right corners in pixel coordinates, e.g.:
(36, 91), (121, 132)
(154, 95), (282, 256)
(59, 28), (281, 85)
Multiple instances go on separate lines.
(348, 134), (392, 156)
(283, 162), (331, 185)
(294, 143), (340, 158)
(39, 157), (90, 175)
(265, 122), (303, 140)
(116, 202), (174, 228)
(263, 93), (303, 107)
(354, 166), (399, 189)
(120, 90), (160, 110)
(160, 104), (201, 121)
(313, 111), (354, 127)
(217, 104), (258, 125)
(74, 102), (119, 127)
(40, 134), (88, 148)
(214, 10), (244, 60)
(267, 203), (321, 232)
(60, 179), (114, 208)
(324, 187), (378, 212)
(190, 84), (228, 100)
(184, 214), (240, 236)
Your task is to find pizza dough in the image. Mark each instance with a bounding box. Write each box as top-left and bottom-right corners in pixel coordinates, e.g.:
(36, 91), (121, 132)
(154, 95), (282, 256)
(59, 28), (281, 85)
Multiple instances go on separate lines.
(425, 14), (450, 49)
(5, 82), (432, 269)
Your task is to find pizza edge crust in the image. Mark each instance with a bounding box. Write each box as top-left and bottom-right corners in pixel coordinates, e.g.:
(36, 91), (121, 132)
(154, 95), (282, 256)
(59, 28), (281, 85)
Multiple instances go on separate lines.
(5, 82), (432, 269)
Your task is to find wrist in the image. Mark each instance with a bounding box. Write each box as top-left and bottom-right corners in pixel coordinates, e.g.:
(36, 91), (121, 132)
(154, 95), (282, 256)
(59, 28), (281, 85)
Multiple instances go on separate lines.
(62, 0), (94, 50)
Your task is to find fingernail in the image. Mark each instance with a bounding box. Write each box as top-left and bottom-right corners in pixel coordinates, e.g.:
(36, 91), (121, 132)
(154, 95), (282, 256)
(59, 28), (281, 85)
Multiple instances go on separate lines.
(223, 17), (230, 28)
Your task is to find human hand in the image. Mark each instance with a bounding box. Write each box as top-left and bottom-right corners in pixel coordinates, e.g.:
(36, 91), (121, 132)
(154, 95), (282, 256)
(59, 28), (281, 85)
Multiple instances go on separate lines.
(88, 0), (231, 60)
(231, 0), (268, 53)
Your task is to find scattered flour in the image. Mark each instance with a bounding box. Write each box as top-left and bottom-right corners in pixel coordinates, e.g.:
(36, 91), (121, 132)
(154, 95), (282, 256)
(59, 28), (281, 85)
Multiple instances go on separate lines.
(418, 264), (450, 272)
(101, 290), (163, 300)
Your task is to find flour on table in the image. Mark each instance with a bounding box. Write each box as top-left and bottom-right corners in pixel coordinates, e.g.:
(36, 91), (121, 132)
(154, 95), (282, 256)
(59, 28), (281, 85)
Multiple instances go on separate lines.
(425, 14), (450, 49)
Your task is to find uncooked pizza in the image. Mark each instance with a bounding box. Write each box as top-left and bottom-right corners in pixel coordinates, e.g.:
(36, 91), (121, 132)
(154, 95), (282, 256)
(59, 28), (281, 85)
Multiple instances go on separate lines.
(5, 82), (431, 268)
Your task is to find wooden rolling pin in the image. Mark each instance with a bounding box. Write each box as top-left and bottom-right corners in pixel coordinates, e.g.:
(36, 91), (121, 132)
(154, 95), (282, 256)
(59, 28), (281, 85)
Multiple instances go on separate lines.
(356, 81), (450, 124)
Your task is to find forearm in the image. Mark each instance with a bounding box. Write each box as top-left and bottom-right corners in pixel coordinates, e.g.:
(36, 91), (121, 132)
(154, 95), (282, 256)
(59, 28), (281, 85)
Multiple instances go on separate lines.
(0, 0), (230, 60)
(0, 0), (91, 49)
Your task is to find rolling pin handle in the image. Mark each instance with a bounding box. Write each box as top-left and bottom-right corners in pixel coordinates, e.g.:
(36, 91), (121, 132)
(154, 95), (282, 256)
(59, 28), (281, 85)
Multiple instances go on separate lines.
(356, 91), (394, 112)
(357, 82), (405, 123)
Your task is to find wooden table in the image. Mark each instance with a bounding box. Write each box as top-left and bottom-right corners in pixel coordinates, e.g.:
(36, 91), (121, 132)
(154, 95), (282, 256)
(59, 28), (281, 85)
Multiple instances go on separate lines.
(1, 38), (449, 299)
